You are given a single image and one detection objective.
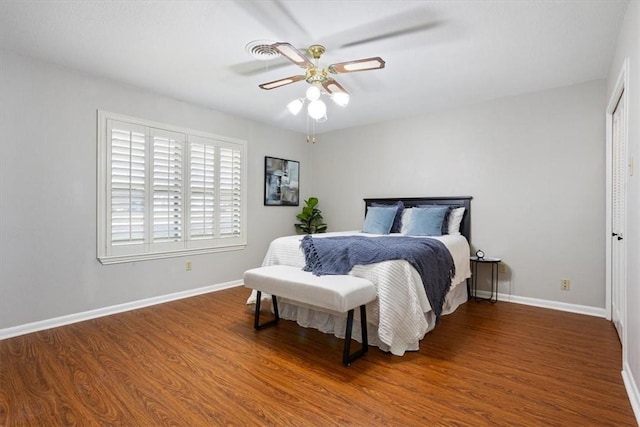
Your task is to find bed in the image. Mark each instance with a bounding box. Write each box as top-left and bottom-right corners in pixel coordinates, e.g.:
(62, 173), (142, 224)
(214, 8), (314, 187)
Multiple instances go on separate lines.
(247, 196), (472, 356)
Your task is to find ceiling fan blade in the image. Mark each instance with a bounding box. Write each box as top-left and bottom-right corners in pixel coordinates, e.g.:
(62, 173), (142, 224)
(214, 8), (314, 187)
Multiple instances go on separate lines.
(235, 1), (310, 43)
(339, 22), (441, 49)
(230, 58), (292, 76)
(272, 42), (314, 69)
(258, 75), (305, 90)
(322, 78), (349, 95)
(328, 57), (386, 74)
(318, 7), (443, 51)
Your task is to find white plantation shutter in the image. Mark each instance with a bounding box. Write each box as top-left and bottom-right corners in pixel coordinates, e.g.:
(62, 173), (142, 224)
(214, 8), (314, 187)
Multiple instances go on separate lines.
(98, 111), (247, 264)
(108, 120), (146, 248)
(219, 145), (242, 238)
(152, 130), (184, 245)
(189, 136), (216, 240)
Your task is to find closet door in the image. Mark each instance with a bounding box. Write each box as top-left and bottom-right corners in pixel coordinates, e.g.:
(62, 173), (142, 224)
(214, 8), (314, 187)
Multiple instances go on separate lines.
(610, 89), (626, 341)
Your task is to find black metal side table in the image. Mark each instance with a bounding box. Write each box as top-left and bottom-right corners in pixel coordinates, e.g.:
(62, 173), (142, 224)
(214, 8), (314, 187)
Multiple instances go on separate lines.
(470, 256), (501, 303)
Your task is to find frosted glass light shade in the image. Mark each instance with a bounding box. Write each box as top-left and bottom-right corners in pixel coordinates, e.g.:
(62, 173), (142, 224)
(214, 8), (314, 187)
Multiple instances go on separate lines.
(305, 85), (321, 101)
(307, 100), (326, 120)
(287, 98), (304, 115)
(331, 92), (350, 107)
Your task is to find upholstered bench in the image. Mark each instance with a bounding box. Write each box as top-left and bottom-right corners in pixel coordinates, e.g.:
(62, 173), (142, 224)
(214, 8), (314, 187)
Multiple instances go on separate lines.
(243, 265), (377, 366)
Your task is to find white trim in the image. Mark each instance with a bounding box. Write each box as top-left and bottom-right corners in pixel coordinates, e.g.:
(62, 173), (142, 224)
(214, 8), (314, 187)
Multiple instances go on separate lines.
(605, 58), (630, 363)
(605, 87), (613, 321)
(0, 280), (243, 340)
(98, 243), (246, 265)
(97, 110), (248, 264)
(474, 290), (607, 318)
(622, 363), (640, 425)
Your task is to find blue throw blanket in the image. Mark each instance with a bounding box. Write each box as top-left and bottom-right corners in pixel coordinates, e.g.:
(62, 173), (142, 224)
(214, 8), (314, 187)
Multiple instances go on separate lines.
(300, 235), (455, 322)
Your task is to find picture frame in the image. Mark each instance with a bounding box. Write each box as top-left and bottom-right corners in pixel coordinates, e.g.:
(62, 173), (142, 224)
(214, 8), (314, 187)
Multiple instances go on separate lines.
(264, 156), (300, 206)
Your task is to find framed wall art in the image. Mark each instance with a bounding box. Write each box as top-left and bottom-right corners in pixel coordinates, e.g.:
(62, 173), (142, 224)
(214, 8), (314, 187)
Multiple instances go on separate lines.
(264, 156), (299, 206)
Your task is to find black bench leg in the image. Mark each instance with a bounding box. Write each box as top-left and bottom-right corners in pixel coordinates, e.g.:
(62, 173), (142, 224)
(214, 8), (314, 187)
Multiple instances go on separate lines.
(254, 290), (280, 330)
(342, 304), (369, 366)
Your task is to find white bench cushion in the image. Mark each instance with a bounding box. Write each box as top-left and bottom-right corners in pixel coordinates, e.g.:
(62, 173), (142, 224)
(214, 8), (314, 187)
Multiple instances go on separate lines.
(244, 265), (376, 313)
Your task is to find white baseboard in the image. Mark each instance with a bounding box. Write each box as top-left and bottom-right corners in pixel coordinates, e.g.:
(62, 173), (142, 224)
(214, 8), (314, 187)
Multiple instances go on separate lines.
(4, 286), (607, 340)
(474, 290), (607, 318)
(0, 280), (243, 340)
(622, 363), (640, 425)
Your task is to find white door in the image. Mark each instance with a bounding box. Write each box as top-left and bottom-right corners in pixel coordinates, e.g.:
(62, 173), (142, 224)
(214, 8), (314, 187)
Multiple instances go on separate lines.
(611, 89), (626, 341)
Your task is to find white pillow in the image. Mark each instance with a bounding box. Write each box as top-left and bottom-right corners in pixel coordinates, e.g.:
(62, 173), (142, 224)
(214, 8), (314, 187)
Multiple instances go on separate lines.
(400, 208), (413, 234)
(447, 207), (465, 235)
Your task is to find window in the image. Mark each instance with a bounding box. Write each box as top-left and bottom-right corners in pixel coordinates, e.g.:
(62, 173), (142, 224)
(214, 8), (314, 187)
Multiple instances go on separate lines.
(97, 111), (247, 264)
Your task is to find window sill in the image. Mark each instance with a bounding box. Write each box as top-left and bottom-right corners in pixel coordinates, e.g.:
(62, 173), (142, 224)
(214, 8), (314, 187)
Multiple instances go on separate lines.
(98, 244), (246, 265)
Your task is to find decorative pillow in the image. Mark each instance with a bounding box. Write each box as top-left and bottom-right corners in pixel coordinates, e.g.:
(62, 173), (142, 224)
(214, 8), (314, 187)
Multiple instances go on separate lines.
(447, 207), (466, 235)
(362, 206), (398, 234)
(417, 204), (457, 234)
(400, 208), (413, 234)
(372, 201), (404, 233)
(405, 206), (450, 236)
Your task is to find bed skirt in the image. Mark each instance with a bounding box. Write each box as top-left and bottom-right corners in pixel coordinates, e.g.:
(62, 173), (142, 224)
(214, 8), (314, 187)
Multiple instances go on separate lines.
(248, 278), (468, 356)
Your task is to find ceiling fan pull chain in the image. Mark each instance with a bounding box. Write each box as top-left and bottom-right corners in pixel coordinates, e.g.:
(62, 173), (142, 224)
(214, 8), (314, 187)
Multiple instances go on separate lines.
(312, 117), (316, 143)
(304, 114), (316, 143)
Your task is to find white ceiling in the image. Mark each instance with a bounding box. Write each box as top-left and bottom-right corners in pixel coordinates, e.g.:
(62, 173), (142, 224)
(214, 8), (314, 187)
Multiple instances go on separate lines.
(0, 0), (629, 134)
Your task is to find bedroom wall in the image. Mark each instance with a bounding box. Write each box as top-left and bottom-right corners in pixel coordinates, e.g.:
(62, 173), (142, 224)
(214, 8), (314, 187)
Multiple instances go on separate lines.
(607, 0), (640, 420)
(0, 50), (309, 330)
(308, 79), (606, 309)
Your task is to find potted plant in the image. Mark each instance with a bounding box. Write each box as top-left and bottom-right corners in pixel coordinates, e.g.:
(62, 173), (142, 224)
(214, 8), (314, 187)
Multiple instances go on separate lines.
(295, 197), (327, 234)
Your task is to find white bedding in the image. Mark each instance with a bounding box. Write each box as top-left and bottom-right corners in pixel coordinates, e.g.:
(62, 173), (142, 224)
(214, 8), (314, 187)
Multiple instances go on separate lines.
(247, 231), (471, 356)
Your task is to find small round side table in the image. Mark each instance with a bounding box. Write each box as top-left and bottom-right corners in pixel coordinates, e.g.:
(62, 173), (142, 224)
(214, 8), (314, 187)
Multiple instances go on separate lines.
(470, 256), (501, 303)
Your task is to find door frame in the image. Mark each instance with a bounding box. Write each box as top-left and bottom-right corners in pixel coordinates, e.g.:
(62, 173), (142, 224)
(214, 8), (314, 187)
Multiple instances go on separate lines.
(605, 58), (629, 354)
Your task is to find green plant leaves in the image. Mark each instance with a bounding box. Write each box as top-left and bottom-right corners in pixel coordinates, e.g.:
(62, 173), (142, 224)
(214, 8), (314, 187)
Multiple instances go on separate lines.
(295, 197), (327, 234)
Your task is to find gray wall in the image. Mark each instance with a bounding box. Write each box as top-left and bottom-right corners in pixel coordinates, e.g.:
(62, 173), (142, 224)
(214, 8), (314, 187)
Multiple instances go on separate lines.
(607, 0), (640, 417)
(0, 50), (309, 329)
(309, 80), (606, 308)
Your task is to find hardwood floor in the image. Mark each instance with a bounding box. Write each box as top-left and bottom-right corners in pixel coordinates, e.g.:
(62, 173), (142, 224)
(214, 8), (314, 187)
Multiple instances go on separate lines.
(1, 286), (636, 426)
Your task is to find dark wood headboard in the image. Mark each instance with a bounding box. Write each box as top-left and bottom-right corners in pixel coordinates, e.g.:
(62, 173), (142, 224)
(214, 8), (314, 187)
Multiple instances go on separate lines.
(363, 196), (472, 243)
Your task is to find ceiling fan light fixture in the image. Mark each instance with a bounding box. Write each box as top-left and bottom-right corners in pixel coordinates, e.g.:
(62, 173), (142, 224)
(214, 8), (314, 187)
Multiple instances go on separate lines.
(287, 98), (304, 115)
(331, 92), (350, 107)
(305, 85), (321, 101)
(307, 99), (326, 120)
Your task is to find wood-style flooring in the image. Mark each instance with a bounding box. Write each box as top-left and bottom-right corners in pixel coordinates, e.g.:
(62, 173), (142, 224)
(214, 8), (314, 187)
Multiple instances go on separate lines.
(0, 286), (636, 426)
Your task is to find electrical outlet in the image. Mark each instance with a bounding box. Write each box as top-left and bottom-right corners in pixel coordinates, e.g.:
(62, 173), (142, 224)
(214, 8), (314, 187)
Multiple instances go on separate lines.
(561, 279), (570, 291)
(498, 263), (507, 274)
(186, 261), (192, 271)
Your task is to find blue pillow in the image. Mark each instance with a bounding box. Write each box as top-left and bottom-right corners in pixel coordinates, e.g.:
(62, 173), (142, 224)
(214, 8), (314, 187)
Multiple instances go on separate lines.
(362, 206), (398, 234)
(418, 204), (459, 234)
(405, 206), (450, 236)
(372, 201), (404, 233)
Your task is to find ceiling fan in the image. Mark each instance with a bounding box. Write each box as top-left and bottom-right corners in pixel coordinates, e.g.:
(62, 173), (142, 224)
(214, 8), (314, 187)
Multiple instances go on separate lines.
(258, 42), (384, 93)
(256, 42), (385, 122)
(234, 2), (440, 78)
